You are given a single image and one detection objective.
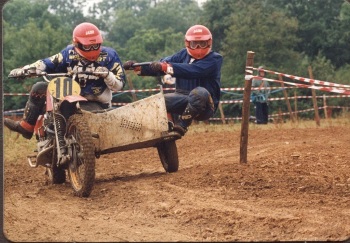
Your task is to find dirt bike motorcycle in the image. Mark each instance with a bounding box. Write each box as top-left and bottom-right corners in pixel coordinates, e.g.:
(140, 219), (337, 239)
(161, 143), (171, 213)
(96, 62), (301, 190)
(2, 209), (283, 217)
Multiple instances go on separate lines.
(8, 68), (181, 197)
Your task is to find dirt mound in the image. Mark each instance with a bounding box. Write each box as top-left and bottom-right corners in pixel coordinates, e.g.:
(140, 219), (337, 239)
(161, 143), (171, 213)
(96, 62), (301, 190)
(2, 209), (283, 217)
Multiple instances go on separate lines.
(3, 123), (350, 242)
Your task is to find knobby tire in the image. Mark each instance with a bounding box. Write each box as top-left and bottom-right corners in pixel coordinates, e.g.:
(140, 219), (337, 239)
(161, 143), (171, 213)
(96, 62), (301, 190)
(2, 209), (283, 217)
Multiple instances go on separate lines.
(66, 114), (95, 197)
(157, 140), (179, 173)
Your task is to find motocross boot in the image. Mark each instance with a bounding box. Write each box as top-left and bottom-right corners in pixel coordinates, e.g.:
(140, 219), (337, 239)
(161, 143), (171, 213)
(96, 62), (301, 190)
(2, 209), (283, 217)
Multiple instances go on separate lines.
(173, 104), (196, 136)
(4, 101), (42, 139)
(4, 119), (34, 139)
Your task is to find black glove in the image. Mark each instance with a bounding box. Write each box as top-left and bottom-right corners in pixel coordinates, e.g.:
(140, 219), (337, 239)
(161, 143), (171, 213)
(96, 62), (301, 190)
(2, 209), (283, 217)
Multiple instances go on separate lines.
(123, 60), (137, 70)
(149, 62), (166, 73)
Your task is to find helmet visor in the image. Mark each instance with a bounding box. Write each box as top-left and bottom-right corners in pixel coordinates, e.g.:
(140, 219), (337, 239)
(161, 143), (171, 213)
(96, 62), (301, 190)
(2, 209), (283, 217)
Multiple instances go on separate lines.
(78, 43), (101, 51)
(189, 40), (209, 49)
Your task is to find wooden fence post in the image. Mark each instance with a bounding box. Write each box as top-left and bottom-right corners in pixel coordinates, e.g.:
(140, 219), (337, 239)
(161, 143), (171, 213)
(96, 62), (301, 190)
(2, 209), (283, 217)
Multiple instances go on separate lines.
(279, 74), (295, 122)
(294, 90), (298, 121)
(239, 51), (255, 164)
(126, 74), (138, 102)
(218, 103), (226, 124)
(307, 66), (320, 126)
(323, 94), (328, 119)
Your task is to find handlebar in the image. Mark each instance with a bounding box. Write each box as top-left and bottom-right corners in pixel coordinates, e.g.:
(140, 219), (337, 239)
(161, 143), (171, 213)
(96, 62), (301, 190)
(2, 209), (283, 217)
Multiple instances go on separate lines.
(131, 62), (152, 67)
(122, 62), (151, 71)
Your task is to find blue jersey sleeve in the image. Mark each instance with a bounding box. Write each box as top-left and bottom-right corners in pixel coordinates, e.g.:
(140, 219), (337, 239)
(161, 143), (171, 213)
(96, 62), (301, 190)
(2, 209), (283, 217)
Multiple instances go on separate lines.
(41, 45), (74, 73)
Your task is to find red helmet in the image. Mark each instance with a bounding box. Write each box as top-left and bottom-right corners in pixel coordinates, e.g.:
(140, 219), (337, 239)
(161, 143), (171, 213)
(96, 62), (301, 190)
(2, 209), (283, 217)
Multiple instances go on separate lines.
(185, 25), (212, 59)
(73, 22), (103, 61)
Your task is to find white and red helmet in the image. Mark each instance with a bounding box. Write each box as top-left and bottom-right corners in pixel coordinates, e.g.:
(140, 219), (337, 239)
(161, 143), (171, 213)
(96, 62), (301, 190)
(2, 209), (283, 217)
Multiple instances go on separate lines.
(185, 25), (212, 59)
(73, 22), (103, 61)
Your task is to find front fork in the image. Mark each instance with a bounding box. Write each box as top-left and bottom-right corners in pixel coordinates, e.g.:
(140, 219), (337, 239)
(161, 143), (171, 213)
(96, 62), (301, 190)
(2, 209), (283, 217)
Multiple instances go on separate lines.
(53, 101), (79, 166)
(53, 111), (70, 166)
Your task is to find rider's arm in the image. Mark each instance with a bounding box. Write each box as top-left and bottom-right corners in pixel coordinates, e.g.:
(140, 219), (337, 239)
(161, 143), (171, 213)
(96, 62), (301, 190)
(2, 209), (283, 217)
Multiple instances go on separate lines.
(138, 49), (222, 80)
(102, 48), (126, 91)
(169, 55), (222, 79)
(137, 49), (186, 76)
(103, 64), (125, 91)
(9, 46), (69, 76)
(21, 60), (47, 74)
(41, 46), (71, 73)
(41, 45), (126, 91)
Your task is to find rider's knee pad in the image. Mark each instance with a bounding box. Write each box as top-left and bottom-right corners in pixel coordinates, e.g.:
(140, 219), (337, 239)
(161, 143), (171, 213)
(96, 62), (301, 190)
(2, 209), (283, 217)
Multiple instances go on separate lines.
(188, 87), (211, 114)
(29, 81), (48, 106)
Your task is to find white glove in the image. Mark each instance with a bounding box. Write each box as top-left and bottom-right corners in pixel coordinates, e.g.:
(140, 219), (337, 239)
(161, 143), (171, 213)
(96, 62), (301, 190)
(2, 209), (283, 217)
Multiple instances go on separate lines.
(9, 68), (26, 77)
(95, 66), (109, 78)
(245, 74), (253, 81)
(162, 74), (176, 85)
(103, 69), (124, 91)
(9, 61), (46, 77)
(22, 60), (46, 76)
(71, 63), (95, 75)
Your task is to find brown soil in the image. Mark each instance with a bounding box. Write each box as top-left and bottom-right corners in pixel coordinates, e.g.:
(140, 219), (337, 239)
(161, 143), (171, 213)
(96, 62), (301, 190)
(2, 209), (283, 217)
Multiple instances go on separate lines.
(3, 123), (350, 242)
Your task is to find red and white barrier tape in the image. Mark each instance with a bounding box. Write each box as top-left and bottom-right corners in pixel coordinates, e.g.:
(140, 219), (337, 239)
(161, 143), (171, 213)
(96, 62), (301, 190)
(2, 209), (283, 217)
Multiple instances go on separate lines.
(3, 86), (297, 96)
(5, 105), (348, 118)
(249, 66), (350, 89)
(3, 108), (25, 113)
(249, 76), (350, 95)
(268, 94), (350, 101)
(5, 95), (349, 113)
(209, 106), (349, 121)
(220, 94), (350, 104)
(3, 93), (30, 96)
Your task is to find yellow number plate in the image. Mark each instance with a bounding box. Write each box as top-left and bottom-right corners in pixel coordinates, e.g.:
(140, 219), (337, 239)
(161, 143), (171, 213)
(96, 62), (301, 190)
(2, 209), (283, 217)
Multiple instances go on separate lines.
(47, 77), (81, 100)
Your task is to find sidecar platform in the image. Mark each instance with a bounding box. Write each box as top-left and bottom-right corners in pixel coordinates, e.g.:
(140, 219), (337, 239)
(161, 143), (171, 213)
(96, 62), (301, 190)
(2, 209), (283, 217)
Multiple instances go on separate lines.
(82, 92), (181, 155)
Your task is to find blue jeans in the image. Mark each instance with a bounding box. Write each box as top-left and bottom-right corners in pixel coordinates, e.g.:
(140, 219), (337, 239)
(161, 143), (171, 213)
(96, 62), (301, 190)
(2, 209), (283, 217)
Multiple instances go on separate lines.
(164, 87), (215, 121)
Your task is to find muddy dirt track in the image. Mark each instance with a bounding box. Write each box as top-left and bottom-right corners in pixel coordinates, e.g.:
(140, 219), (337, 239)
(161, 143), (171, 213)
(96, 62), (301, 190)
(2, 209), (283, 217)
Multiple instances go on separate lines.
(3, 121), (350, 242)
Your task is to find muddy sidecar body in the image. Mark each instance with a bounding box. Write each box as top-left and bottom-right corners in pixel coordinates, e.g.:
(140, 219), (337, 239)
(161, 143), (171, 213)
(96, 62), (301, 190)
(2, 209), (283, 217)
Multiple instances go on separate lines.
(82, 91), (181, 172)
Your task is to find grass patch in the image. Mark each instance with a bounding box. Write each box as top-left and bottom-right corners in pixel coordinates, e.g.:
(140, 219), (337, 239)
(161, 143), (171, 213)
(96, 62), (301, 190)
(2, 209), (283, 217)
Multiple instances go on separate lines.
(3, 129), (37, 165)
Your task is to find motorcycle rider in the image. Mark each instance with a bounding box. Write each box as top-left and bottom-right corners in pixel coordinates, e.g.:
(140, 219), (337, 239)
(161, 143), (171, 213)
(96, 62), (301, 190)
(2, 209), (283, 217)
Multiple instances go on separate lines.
(123, 24), (223, 136)
(4, 22), (126, 139)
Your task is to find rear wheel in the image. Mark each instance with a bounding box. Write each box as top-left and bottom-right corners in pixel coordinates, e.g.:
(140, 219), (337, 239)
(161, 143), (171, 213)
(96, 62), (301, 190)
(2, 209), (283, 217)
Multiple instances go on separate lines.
(66, 114), (95, 197)
(157, 140), (179, 173)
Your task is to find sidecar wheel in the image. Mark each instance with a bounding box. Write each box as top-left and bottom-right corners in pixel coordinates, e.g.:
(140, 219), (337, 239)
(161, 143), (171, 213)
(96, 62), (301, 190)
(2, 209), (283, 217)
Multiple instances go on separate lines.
(157, 140), (179, 173)
(66, 114), (95, 197)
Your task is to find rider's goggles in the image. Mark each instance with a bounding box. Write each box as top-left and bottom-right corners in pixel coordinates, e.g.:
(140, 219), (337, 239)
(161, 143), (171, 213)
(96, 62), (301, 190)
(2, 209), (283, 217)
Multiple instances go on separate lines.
(189, 40), (209, 49)
(78, 43), (101, 51)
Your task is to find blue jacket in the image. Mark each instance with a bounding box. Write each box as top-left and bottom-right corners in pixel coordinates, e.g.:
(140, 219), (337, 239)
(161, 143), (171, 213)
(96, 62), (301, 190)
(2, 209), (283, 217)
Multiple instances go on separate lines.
(251, 78), (270, 103)
(42, 45), (125, 96)
(141, 48), (223, 109)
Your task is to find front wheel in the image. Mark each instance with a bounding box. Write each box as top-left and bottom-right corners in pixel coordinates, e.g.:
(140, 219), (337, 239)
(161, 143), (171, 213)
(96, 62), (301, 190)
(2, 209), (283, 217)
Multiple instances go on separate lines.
(43, 140), (66, 184)
(46, 166), (66, 184)
(157, 140), (179, 173)
(66, 114), (95, 197)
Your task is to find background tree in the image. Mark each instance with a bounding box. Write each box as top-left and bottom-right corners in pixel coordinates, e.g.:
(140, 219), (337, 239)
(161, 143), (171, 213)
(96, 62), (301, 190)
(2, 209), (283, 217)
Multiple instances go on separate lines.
(272, 0), (350, 68)
(3, 0), (71, 110)
(2, 0), (349, 118)
(103, 0), (202, 96)
(47, 0), (89, 28)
